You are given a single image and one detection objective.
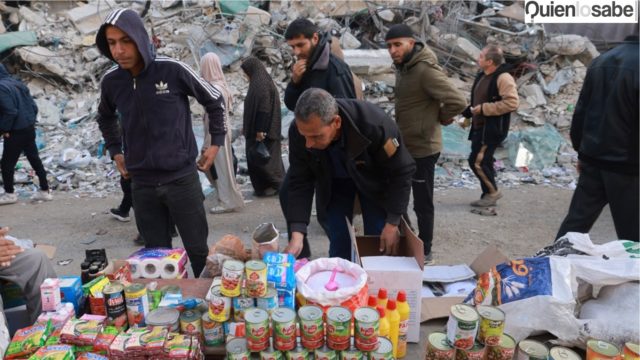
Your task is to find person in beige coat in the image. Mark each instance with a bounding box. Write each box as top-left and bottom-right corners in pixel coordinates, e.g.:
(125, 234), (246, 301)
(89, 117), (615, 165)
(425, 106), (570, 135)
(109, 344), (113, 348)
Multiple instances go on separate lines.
(386, 24), (467, 264)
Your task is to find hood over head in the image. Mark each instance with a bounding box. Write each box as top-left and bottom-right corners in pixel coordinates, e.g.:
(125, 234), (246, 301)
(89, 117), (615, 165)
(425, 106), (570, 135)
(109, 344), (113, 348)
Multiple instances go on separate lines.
(95, 8), (155, 71)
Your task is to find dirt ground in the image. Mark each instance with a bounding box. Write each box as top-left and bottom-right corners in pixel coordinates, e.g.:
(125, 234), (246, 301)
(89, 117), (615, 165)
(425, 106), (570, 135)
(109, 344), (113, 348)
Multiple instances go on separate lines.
(0, 184), (616, 357)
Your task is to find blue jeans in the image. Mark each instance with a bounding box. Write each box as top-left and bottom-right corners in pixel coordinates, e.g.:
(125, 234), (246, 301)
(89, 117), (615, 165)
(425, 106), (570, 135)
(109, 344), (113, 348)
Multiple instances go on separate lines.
(326, 178), (386, 259)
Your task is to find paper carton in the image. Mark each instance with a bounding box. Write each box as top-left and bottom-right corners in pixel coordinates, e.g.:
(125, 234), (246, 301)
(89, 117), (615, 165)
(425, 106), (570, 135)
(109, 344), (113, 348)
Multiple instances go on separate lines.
(350, 217), (423, 343)
(420, 244), (509, 322)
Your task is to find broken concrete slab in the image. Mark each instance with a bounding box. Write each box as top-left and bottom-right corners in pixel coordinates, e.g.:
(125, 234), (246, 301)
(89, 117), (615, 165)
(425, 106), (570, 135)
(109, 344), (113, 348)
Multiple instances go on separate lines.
(16, 46), (67, 79)
(340, 32), (361, 50)
(18, 6), (47, 26)
(244, 6), (271, 29)
(66, 0), (116, 35)
(0, 31), (37, 53)
(343, 49), (393, 76)
(539, 67), (575, 95)
(544, 35), (586, 56)
(377, 9), (395, 22)
(35, 98), (61, 126)
(521, 84), (547, 107)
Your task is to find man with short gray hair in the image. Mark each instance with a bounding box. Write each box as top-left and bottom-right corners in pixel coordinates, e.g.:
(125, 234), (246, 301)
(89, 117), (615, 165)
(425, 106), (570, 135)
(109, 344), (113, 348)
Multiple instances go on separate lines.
(283, 88), (416, 260)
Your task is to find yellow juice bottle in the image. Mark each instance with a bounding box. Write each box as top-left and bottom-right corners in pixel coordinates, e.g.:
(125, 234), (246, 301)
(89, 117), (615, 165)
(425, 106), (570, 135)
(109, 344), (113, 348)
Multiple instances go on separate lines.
(386, 299), (400, 358)
(396, 290), (411, 358)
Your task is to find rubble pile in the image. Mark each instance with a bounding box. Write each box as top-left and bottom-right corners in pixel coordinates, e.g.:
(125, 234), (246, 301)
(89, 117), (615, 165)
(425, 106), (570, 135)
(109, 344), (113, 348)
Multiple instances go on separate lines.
(0, 0), (598, 198)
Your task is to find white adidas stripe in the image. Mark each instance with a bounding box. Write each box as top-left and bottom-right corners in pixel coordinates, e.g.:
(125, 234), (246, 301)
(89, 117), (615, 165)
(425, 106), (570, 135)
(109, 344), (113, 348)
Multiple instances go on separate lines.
(107, 8), (126, 25)
(155, 57), (221, 99)
(99, 65), (120, 83)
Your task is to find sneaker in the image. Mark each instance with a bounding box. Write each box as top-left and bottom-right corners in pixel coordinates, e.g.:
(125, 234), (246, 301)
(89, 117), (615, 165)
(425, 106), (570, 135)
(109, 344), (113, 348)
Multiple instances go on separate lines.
(424, 253), (435, 266)
(470, 191), (502, 207)
(210, 205), (234, 214)
(109, 208), (130, 222)
(32, 190), (53, 201)
(0, 193), (18, 205)
(133, 234), (145, 245)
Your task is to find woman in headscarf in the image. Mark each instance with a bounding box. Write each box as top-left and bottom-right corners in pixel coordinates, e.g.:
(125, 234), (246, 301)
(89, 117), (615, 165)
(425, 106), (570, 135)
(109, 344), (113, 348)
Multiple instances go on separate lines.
(240, 56), (284, 196)
(200, 53), (244, 213)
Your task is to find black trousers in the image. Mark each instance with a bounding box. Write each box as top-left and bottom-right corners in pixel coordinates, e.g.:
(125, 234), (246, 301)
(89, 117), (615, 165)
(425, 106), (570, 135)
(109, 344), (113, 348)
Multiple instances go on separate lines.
(119, 176), (133, 213)
(131, 171), (209, 276)
(412, 153), (439, 255)
(1, 126), (49, 193)
(556, 161), (639, 242)
(468, 131), (499, 197)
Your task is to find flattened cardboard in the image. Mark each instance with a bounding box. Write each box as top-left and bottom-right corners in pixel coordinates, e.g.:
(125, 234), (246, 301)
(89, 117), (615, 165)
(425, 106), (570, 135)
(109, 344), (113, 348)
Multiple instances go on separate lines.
(35, 244), (56, 259)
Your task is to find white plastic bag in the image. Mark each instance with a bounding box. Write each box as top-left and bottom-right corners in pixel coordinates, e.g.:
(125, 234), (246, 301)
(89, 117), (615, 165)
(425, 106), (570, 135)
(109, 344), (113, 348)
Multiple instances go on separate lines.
(559, 232), (640, 259)
(296, 257), (368, 307)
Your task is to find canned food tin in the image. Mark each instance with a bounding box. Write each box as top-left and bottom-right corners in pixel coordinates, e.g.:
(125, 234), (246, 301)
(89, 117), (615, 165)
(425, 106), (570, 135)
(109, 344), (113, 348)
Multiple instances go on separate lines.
(314, 345), (339, 360)
(124, 283), (149, 328)
(261, 340), (285, 360)
(340, 346), (363, 360)
(286, 345), (310, 360)
(586, 340), (620, 360)
(221, 260), (244, 297)
(426, 332), (455, 360)
(456, 342), (486, 360)
(246, 260), (268, 297)
(486, 334), (516, 360)
(246, 308), (271, 352)
(103, 282), (128, 330)
(257, 286), (279, 315)
(146, 307), (180, 332)
(273, 307), (298, 351)
(201, 312), (224, 347)
(370, 337), (394, 360)
(227, 337), (251, 360)
(208, 285), (231, 322)
(179, 309), (202, 335)
(326, 306), (352, 351)
(550, 346), (581, 360)
(517, 339), (549, 360)
(477, 305), (505, 346)
(233, 296), (256, 322)
(446, 304), (479, 350)
(624, 343), (640, 360)
(299, 305), (324, 350)
(354, 307), (379, 352)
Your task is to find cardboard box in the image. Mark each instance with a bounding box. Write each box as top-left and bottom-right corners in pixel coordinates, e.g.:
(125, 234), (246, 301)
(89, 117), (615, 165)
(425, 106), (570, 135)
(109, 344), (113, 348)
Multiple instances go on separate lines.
(420, 245), (509, 322)
(350, 218), (424, 343)
(59, 276), (83, 312)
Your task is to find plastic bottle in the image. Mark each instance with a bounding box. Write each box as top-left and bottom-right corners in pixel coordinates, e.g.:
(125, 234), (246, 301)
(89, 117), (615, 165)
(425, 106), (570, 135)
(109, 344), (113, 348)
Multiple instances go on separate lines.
(376, 305), (390, 338)
(386, 299), (400, 358)
(367, 294), (378, 307)
(377, 288), (388, 310)
(396, 290), (411, 358)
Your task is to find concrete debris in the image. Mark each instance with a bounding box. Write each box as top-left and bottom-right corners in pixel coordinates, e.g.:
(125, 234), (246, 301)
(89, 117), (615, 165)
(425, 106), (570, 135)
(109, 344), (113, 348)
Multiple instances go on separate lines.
(0, 0), (604, 198)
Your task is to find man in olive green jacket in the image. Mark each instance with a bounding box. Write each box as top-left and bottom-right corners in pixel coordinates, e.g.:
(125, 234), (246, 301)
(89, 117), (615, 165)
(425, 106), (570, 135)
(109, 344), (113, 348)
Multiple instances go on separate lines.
(386, 24), (467, 263)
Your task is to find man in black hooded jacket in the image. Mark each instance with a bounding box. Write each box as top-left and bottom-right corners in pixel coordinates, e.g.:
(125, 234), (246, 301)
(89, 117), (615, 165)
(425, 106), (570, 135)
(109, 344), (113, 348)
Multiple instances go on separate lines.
(94, 8), (226, 276)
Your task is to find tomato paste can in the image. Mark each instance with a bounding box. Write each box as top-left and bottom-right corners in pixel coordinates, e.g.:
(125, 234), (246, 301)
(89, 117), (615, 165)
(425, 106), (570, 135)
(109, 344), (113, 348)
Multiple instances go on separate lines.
(246, 307), (271, 352)
(586, 339), (620, 360)
(446, 304), (479, 350)
(261, 339), (285, 360)
(208, 285), (231, 322)
(456, 342), (486, 360)
(201, 311), (224, 347)
(354, 307), (379, 352)
(486, 333), (516, 360)
(340, 345), (363, 360)
(370, 337), (394, 360)
(517, 339), (549, 360)
(124, 283), (149, 328)
(326, 306), (352, 351)
(103, 282), (128, 330)
(258, 286), (279, 315)
(314, 345), (339, 360)
(233, 295), (256, 322)
(477, 305), (505, 346)
(549, 346), (581, 360)
(221, 259), (244, 297)
(286, 344), (310, 360)
(272, 307), (298, 351)
(624, 343), (640, 360)
(426, 332), (455, 360)
(299, 305), (324, 350)
(180, 309), (202, 335)
(146, 307), (179, 332)
(227, 337), (251, 360)
(246, 260), (268, 297)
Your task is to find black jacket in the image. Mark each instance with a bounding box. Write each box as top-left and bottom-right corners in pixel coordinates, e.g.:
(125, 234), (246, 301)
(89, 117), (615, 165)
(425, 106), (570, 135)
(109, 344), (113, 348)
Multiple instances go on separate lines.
(0, 64), (38, 132)
(570, 36), (639, 175)
(287, 99), (416, 234)
(283, 33), (356, 111)
(464, 64), (513, 145)
(95, 9), (226, 186)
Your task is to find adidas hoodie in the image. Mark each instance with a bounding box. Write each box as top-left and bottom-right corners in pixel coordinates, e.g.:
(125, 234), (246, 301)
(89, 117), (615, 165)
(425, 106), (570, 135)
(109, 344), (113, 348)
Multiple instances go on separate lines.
(95, 8), (226, 186)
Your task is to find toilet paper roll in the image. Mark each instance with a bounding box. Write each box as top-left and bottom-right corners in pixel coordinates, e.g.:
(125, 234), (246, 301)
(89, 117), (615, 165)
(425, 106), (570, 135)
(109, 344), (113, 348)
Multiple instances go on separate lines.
(127, 258), (142, 279)
(140, 258), (161, 278)
(160, 258), (185, 279)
